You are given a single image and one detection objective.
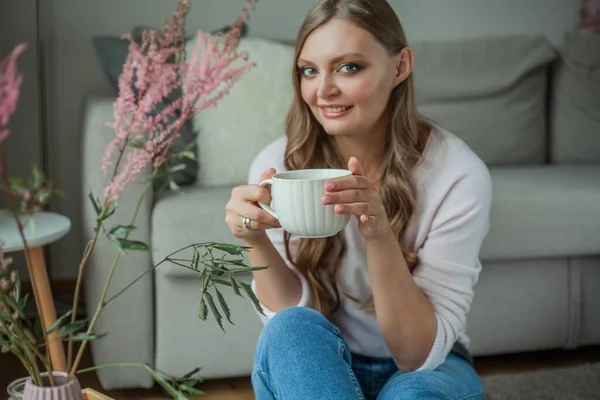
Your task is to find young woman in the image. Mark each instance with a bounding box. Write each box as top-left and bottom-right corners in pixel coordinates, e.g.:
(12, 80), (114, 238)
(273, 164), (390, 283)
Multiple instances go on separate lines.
(224, 0), (492, 398)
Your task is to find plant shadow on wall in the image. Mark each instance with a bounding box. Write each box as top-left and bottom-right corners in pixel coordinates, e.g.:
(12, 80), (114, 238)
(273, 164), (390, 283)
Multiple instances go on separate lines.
(0, 0), (265, 398)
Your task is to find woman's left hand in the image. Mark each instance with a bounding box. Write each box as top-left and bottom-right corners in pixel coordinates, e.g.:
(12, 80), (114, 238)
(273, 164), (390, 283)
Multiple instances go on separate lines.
(322, 157), (392, 242)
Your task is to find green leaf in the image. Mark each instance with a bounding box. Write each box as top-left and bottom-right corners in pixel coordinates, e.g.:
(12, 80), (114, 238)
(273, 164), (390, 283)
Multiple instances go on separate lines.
(211, 278), (232, 287)
(198, 298), (208, 321)
(192, 247), (200, 269)
(116, 238), (149, 251)
(46, 310), (73, 334)
(2, 295), (26, 319)
(209, 243), (247, 256)
(180, 151), (195, 160)
(103, 201), (118, 220)
(143, 365), (184, 400)
(239, 282), (264, 316)
(229, 276), (241, 296)
(215, 258), (249, 267)
(169, 164), (187, 173)
(168, 179), (180, 193)
(128, 140), (145, 149)
(32, 166), (43, 189)
(220, 266), (269, 274)
(67, 331), (107, 342)
(215, 287), (233, 325)
(35, 188), (52, 204)
(110, 224), (137, 236)
(205, 292), (224, 332)
(88, 191), (102, 217)
(180, 383), (204, 396)
(109, 237), (126, 255)
(58, 320), (87, 338)
(181, 366), (201, 380)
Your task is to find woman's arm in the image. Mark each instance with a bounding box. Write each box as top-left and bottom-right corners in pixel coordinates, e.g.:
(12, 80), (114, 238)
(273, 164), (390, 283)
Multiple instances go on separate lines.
(245, 231), (310, 320)
(366, 166), (492, 372)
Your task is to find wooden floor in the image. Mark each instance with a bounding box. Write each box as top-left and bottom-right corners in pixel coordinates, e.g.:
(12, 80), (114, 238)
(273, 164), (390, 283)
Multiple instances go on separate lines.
(2, 345), (600, 399)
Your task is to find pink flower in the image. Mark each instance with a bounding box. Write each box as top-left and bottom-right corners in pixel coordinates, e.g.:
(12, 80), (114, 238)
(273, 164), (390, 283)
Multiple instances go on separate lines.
(0, 44), (26, 144)
(0, 243), (14, 293)
(580, 0), (600, 33)
(101, 1), (258, 204)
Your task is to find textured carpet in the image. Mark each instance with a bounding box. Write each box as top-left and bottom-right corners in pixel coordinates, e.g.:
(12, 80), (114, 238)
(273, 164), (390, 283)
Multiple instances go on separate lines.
(482, 362), (600, 400)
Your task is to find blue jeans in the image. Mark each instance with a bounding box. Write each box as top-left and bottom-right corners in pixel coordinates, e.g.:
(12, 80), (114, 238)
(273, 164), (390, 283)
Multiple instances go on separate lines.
(252, 307), (484, 400)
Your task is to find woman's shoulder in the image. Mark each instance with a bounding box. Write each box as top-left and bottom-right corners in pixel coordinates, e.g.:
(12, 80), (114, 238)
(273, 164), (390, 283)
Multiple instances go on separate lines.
(417, 125), (492, 204)
(247, 136), (288, 184)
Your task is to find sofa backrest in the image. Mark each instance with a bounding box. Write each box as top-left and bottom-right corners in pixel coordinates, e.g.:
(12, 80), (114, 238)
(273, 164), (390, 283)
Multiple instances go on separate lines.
(189, 31), (599, 187)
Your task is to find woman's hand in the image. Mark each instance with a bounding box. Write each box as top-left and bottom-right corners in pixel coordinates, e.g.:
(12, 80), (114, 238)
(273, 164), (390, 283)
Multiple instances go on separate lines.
(322, 157), (392, 242)
(225, 168), (281, 243)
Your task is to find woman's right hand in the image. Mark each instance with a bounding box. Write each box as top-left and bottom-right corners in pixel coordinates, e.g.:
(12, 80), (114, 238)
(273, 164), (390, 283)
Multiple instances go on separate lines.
(225, 168), (281, 242)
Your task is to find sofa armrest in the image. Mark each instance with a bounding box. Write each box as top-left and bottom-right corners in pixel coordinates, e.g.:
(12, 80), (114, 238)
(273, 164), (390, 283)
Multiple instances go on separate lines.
(81, 88), (154, 390)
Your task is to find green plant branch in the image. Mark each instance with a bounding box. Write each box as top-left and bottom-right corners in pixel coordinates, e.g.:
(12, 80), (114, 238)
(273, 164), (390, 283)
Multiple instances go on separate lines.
(68, 173), (154, 380)
(0, 145), (54, 385)
(67, 225), (103, 372)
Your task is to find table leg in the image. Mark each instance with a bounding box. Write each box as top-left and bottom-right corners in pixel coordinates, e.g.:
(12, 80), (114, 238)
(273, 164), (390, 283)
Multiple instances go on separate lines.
(28, 247), (68, 372)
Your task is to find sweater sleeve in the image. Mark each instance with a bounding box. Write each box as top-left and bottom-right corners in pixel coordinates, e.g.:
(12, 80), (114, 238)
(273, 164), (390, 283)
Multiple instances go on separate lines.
(246, 138), (312, 325)
(412, 159), (493, 371)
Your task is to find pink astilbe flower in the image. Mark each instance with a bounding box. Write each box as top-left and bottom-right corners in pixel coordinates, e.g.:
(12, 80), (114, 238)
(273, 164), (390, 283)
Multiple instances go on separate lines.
(580, 0), (600, 33)
(102, 0), (258, 203)
(0, 243), (14, 293)
(0, 44), (26, 144)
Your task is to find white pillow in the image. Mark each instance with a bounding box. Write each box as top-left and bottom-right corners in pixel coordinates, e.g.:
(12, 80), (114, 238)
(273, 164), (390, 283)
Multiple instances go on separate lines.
(188, 36), (295, 186)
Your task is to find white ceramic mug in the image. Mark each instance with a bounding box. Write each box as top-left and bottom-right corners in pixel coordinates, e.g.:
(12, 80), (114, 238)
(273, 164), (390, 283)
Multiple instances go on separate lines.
(258, 169), (352, 238)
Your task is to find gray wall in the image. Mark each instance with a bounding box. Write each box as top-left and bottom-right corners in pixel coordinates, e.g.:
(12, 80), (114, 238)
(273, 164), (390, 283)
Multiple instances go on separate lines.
(6, 0), (580, 279)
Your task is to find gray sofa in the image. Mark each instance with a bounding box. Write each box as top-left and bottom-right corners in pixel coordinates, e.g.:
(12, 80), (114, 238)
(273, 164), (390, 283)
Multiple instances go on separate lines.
(81, 31), (600, 390)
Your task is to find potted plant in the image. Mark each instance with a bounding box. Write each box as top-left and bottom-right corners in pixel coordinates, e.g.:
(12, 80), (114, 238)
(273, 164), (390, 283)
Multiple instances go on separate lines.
(0, 1), (265, 398)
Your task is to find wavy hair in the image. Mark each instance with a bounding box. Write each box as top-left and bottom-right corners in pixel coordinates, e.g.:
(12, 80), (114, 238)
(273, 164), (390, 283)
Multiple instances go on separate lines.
(283, 0), (429, 316)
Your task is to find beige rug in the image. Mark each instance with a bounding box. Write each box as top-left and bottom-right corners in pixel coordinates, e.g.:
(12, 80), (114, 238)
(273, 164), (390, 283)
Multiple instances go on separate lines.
(482, 362), (600, 400)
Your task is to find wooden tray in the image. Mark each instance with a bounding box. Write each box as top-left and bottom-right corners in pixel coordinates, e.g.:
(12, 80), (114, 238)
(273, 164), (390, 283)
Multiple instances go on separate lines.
(82, 388), (115, 400)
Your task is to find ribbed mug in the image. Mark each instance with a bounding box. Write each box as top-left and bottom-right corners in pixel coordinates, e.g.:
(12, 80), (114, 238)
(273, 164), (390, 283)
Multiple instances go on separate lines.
(258, 169), (352, 238)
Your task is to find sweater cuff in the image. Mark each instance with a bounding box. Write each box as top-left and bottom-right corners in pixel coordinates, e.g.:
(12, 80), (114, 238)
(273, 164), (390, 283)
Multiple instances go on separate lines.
(415, 313), (453, 371)
(250, 265), (311, 324)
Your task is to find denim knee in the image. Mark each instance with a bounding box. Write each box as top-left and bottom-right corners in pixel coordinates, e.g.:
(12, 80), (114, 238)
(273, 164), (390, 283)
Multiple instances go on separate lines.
(378, 371), (460, 400)
(258, 307), (339, 344)
(254, 306), (343, 365)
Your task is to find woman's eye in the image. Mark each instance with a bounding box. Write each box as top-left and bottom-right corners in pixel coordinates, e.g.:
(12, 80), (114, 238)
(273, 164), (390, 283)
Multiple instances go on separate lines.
(299, 67), (318, 77)
(338, 63), (362, 74)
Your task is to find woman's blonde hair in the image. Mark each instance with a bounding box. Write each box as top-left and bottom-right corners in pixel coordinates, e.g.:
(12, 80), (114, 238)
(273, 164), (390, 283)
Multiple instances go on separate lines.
(283, 0), (428, 316)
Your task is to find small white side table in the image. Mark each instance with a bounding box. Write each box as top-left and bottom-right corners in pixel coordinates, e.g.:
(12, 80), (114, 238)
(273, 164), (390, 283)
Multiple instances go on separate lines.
(0, 209), (71, 372)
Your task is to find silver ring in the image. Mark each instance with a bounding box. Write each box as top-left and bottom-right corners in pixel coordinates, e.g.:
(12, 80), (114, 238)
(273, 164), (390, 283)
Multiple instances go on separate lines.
(242, 217), (252, 230)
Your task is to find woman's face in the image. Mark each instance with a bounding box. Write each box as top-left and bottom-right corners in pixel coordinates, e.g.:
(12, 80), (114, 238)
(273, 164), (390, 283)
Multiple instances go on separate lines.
(297, 18), (410, 139)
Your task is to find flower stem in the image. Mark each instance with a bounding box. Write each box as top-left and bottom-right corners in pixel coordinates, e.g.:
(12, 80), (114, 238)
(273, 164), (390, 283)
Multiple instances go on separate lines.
(103, 244), (196, 306)
(68, 175), (154, 380)
(67, 220), (104, 372)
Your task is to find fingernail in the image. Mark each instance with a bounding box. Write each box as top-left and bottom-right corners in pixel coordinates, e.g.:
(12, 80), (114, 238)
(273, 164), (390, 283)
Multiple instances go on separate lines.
(322, 196), (331, 204)
(325, 183), (336, 191)
(335, 205), (345, 213)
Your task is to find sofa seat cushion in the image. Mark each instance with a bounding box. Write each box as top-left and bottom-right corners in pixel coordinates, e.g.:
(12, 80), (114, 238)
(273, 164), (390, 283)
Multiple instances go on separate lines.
(151, 185), (238, 279)
(481, 165), (600, 261)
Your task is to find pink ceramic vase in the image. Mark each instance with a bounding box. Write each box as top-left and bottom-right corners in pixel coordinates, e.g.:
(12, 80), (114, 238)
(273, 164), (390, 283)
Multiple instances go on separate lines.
(22, 372), (83, 400)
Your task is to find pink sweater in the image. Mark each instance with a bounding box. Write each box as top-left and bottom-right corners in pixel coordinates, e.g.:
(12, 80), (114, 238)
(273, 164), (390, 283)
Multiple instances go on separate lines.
(248, 125), (493, 371)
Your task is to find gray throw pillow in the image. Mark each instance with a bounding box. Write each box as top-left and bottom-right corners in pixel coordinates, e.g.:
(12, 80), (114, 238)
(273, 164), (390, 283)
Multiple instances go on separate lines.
(550, 32), (600, 163)
(92, 23), (248, 187)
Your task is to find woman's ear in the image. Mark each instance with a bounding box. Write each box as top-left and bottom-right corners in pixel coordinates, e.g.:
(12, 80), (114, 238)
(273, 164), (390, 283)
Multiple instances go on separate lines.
(393, 47), (414, 87)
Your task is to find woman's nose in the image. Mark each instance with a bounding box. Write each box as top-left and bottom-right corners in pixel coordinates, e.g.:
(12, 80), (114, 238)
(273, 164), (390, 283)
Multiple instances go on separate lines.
(316, 75), (340, 99)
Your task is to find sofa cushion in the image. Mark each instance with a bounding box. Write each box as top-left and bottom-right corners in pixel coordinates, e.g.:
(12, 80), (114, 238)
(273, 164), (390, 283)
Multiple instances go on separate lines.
(412, 34), (557, 165)
(550, 32), (600, 163)
(481, 165), (600, 261)
(151, 185), (238, 278)
(189, 37), (295, 187)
